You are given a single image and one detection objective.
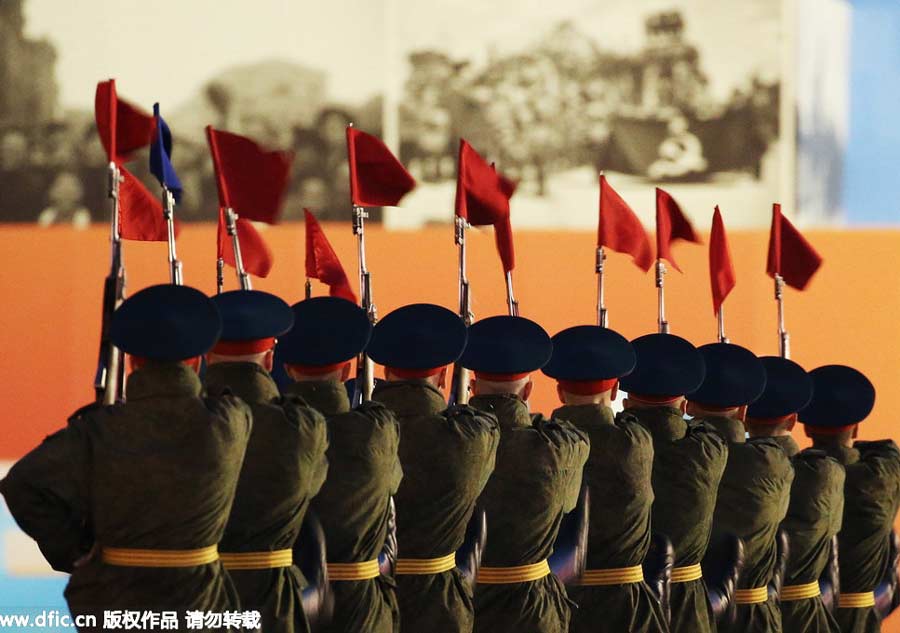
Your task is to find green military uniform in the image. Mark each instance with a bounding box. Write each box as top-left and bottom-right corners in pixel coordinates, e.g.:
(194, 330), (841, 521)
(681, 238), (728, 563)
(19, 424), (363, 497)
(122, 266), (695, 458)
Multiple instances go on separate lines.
(2, 362), (252, 630)
(633, 407), (728, 633)
(556, 404), (669, 633)
(705, 416), (794, 633)
(827, 441), (900, 633)
(205, 362), (329, 633)
(373, 380), (500, 632)
(469, 394), (589, 633)
(779, 443), (844, 633)
(288, 379), (402, 633)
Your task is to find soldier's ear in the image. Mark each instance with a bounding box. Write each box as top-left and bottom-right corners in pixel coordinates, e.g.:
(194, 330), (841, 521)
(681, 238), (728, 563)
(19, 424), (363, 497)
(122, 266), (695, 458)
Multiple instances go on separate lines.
(737, 405), (748, 422)
(341, 362), (352, 382)
(522, 378), (533, 402)
(679, 398), (688, 414)
(263, 350), (275, 372)
(611, 383), (619, 401)
(556, 383), (565, 404)
(786, 413), (797, 431)
(851, 424), (859, 439)
(437, 366), (449, 389)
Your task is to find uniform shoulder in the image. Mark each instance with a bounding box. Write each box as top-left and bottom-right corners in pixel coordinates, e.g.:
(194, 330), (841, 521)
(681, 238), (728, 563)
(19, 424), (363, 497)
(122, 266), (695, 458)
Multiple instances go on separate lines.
(203, 392), (253, 429)
(744, 436), (794, 473)
(442, 404), (501, 435)
(329, 401), (400, 440)
(682, 418), (729, 452)
(528, 415), (591, 456)
(276, 394), (328, 431)
(854, 439), (900, 477)
(613, 411), (654, 442)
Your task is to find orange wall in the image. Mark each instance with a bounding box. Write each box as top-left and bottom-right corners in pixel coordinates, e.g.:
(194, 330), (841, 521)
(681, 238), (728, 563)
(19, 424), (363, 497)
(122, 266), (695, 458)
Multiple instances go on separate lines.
(1, 222), (899, 460)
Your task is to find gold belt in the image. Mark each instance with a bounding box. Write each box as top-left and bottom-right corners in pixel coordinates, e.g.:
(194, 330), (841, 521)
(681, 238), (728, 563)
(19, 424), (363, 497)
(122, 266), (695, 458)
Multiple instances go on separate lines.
(781, 581), (821, 601)
(219, 549), (293, 570)
(327, 559), (381, 581)
(477, 560), (550, 584)
(579, 565), (644, 586)
(840, 592), (876, 608)
(395, 553), (457, 575)
(102, 545), (218, 568)
(735, 586), (769, 604)
(670, 564), (703, 583)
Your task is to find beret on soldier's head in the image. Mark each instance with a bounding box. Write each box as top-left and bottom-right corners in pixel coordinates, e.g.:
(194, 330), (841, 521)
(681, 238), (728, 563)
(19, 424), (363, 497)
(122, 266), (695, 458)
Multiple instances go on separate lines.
(688, 343), (767, 408)
(747, 356), (813, 419)
(111, 284), (221, 361)
(800, 364), (876, 427)
(367, 303), (467, 370)
(211, 290), (293, 341)
(279, 296), (372, 366)
(459, 315), (552, 375)
(541, 326), (636, 381)
(619, 333), (705, 397)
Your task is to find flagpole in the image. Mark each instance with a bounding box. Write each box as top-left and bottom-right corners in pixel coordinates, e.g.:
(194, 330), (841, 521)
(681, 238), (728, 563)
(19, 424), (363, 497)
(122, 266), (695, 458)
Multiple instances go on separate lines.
(353, 203), (376, 403)
(305, 279), (312, 300)
(775, 273), (790, 358)
(224, 207), (252, 290)
(596, 247), (608, 327)
(717, 307), (728, 343)
(161, 186), (183, 285)
(656, 259), (669, 333)
(451, 215), (473, 405)
(505, 271), (519, 317)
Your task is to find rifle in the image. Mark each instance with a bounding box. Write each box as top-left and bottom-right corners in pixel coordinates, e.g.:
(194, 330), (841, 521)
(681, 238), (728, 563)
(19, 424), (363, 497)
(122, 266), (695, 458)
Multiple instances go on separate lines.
(352, 205), (376, 405)
(94, 162), (126, 404)
(449, 216), (473, 405)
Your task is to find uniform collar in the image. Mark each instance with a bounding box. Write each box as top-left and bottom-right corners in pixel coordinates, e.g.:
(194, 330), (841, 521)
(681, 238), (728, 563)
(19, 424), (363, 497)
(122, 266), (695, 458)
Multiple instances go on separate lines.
(820, 443), (860, 466)
(469, 393), (531, 429)
(772, 434), (800, 458)
(627, 405), (687, 441)
(552, 403), (615, 427)
(283, 379), (350, 416)
(204, 361), (279, 404)
(372, 380), (446, 417)
(700, 415), (746, 444)
(126, 362), (203, 401)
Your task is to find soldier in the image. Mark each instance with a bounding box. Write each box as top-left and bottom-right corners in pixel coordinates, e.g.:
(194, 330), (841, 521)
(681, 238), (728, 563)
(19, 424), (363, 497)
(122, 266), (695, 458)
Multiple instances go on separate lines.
(367, 303), (501, 633)
(618, 333), (727, 633)
(279, 296), (403, 633)
(542, 325), (669, 633)
(205, 290), (329, 633)
(457, 316), (590, 633)
(744, 357), (844, 633)
(689, 343), (793, 633)
(1, 285), (251, 631)
(800, 365), (900, 633)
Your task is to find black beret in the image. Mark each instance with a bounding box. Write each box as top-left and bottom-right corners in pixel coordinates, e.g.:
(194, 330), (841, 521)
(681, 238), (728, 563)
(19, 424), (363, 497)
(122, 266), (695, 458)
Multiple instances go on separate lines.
(619, 333), (705, 397)
(110, 284), (221, 361)
(746, 356), (813, 419)
(367, 303), (467, 369)
(279, 296), (372, 366)
(542, 326), (636, 381)
(459, 315), (552, 374)
(800, 365), (876, 427)
(688, 343), (767, 408)
(212, 290), (293, 341)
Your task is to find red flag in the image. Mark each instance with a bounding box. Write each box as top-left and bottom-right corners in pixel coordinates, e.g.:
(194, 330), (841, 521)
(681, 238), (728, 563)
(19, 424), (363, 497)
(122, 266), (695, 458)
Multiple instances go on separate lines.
(94, 80), (155, 163)
(206, 126), (292, 224)
(598, 175), (653, 272)
(767, 204), (822, 290)
(455, 139), (516, 226)
(656, 187), (700, 272)
(494, 214), (516, 273)
(709, 206), (736, 316)
(217, 207), (274, 278)
(305, 209), (357, 303)
(346, 127), (416, 207)
(118, 166), (170, 242)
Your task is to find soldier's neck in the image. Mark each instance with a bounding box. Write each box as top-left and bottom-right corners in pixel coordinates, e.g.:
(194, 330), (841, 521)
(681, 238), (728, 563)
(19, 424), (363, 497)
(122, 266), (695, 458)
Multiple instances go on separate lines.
(204, 361), (279, 404)
(470, 393), (531, 429)
(283, 379), (350, 416)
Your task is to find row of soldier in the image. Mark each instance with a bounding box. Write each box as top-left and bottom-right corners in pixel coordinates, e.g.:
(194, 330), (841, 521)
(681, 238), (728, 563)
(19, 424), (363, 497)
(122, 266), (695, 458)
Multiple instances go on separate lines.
(2, 283), (899, 633)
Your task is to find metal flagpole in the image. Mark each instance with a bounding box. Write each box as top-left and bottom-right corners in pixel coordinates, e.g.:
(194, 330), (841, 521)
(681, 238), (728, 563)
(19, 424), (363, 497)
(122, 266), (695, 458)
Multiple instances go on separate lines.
(505, 271), (519, 317)
(596, 247), (608, 327)
(162, 186), (183, 285)
(656, 259), (669, 333)
(717, 307), (729, 343)
(224, 208), (252, 290)
(305, 279), (312, 300)
(775, 274), (790, 358)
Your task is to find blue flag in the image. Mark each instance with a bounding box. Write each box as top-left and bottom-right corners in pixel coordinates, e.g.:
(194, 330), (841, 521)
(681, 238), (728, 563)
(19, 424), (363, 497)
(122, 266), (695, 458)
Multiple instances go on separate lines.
(149, 103), (183, 202)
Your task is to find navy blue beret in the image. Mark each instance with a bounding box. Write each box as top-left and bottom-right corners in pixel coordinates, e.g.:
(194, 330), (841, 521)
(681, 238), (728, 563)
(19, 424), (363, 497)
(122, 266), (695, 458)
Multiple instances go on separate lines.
(279, 296), (372, 366)
(367, 303), (467, 369)
(688, 343), (767, 408)
(211, 290), (293, 342)
(619, 333), (706, 397)
(459, 315), (552, 375)
(800, 365), (876, 427)
(542, 326), (636, 381)
(746, 356), (813, 419)
(111, 284), (221, 361)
